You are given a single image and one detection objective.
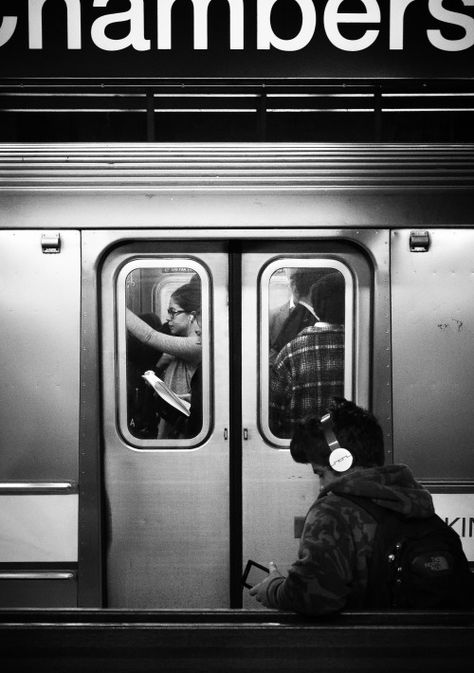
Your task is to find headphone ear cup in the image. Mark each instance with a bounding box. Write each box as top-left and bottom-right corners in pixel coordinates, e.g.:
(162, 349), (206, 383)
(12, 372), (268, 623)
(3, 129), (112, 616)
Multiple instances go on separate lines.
(329, 448), (353, 472)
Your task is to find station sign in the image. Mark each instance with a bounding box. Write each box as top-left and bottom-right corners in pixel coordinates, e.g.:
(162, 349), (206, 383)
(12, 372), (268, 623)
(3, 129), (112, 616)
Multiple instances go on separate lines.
(0, 0), (473, 79)
(432, 493), (474, 563)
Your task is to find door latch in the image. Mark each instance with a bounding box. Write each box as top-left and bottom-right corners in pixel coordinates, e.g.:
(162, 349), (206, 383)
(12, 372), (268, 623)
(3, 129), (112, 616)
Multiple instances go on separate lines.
(41, 233), (61, 254)
(409, 231), (430, 253)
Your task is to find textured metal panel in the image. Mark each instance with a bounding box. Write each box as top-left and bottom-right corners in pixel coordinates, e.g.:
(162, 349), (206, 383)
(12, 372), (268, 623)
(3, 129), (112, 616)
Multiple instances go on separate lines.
(0, 143), (473, 190)
(391, 229), (474, 481)
(0, 495), (78, 562)
(4, 189), (474, 232)
(1, 145), (473, 234)
(0, 230), (80, 480)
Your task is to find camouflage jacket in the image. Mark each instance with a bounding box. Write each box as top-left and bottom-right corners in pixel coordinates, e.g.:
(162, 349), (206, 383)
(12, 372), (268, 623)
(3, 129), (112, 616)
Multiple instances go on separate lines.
(264, 464), (435, 615)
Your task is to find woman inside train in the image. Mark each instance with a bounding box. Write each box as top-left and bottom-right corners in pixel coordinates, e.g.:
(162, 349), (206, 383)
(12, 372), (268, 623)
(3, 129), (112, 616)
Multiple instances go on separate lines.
(126, 276), (202, 439)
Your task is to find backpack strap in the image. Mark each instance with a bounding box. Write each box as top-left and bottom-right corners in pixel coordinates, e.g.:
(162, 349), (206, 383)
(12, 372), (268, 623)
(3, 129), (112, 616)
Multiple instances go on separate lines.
(339, 493), (402, 608)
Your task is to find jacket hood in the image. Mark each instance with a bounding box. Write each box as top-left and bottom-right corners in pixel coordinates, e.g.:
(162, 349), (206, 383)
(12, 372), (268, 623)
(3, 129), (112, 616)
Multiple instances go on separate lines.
(320, 464), (435, 519)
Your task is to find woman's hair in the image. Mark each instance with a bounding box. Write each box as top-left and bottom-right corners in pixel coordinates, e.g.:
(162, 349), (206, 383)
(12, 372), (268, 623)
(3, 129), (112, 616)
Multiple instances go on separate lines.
(290, 397), (385, 469)
(171, 275), (201, 314)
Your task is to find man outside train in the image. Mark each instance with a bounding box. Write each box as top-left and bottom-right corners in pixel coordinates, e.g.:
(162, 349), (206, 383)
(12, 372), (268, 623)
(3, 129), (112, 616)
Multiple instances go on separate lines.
(250, 397), (471, 615)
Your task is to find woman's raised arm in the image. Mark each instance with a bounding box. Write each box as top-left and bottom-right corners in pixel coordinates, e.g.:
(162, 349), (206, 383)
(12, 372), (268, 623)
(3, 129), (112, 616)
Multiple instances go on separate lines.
(126, 309), (201, 364)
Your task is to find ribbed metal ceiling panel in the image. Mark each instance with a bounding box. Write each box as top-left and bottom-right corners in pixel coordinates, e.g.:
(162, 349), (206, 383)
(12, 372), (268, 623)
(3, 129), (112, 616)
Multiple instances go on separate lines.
(0, 144), (473, 190)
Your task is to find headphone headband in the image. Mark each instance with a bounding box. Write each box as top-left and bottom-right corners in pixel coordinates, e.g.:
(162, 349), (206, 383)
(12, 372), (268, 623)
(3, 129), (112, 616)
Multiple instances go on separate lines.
(320, 412), (353, 473)
(320, 413), (340, 452)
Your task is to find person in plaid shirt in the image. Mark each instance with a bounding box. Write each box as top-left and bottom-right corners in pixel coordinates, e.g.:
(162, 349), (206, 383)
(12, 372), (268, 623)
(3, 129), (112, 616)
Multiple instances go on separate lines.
(270, 272), (345, 438)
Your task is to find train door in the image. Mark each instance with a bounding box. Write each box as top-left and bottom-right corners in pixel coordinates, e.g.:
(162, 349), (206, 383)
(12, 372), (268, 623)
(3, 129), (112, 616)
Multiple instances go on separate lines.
(99, 235), (388, 609)
(101, 242), (230, 608)
(239, 242), (374, 607)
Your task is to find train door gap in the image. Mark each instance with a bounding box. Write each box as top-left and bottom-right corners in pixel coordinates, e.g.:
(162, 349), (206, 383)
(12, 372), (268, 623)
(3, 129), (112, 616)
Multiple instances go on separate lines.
(228, 242), (244, 608)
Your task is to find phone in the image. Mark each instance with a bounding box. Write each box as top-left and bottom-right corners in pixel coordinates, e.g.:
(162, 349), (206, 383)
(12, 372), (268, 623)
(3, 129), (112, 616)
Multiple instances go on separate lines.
(241, 560), (269, 589)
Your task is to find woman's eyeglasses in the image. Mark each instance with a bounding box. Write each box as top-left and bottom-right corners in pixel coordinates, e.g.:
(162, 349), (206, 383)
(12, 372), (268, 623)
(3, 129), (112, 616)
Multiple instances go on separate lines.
(167, 308), (186, 319)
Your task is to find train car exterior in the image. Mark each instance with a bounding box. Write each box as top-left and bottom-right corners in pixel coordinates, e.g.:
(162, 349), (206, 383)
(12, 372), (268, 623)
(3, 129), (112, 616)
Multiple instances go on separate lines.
(0, 142), (474, 611)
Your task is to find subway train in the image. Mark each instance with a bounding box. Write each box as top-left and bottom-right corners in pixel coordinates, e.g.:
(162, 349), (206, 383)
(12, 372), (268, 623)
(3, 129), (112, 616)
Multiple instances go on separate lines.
(0, 142), (474, 670)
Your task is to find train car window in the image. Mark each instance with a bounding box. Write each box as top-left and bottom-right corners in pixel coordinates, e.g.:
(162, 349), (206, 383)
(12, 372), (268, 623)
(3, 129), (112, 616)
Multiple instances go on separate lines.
(261, 259), (353, 447)
(117, 259), (210, 449)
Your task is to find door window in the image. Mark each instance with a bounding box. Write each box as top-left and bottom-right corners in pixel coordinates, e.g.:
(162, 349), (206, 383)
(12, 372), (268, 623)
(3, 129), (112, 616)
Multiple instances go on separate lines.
(117, 259), (210, 448)
(260, 258), (353, 446)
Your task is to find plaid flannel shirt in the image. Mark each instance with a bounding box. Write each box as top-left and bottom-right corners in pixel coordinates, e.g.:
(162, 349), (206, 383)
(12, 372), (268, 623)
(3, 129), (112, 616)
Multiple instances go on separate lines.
(270, 324), (345, 437)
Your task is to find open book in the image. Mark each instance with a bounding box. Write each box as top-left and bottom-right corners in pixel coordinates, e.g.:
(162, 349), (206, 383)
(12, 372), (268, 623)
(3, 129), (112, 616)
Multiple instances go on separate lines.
(142, 370), (191, 417)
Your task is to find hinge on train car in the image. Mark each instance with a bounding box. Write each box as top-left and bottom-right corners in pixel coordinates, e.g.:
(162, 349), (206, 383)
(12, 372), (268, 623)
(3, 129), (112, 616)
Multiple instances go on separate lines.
(409, 231), (430, 253)
(41, 233), (61, 254)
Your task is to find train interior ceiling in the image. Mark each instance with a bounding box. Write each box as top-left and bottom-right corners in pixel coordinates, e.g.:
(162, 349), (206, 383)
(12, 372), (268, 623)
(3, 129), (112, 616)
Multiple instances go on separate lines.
(1, 76), (474, 670)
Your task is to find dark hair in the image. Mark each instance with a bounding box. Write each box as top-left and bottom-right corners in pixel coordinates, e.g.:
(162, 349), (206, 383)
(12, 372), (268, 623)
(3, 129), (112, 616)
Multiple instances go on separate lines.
(290, 397), (384, 470)
(290, 269), (328, 299)
(311, 272), (345, 324)
(171, 277), (201, 314)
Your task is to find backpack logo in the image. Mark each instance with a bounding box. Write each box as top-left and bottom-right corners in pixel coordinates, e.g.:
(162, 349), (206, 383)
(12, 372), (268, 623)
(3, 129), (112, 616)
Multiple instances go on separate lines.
(412, 552), (452, 575)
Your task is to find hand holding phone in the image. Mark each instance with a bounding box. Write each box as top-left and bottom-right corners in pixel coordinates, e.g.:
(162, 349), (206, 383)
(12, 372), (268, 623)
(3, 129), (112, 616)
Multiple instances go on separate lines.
(241, 559), (270, 589)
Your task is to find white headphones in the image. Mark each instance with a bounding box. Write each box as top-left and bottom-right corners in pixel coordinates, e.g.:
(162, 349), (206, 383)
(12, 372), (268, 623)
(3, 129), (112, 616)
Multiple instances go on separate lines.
(320, 412), (354, 473)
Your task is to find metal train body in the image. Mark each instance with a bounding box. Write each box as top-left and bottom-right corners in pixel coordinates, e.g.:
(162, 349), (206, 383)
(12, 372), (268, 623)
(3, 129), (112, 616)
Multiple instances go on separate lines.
(0, 142), (473, 610)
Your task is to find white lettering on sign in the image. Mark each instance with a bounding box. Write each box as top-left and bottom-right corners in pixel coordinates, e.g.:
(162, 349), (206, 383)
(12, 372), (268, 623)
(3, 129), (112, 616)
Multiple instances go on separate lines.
(428, 0), (474, 52)
(0, 15), (17, 47)
(29, 0), (82, 50)
(389, 0), (416, 50)
(324, 0), (381, 52)
(444, 516), (474, 537)
(91, 0), (150, 51)
(157, 0), (244, 50)
(0, 0), (473, 53)
(432, 493), (474, 562)
(257, 0), (316, 51)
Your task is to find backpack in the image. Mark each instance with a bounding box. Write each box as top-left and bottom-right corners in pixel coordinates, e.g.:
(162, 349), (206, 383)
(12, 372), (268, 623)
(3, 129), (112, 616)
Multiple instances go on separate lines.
(343, 495), (474, 609)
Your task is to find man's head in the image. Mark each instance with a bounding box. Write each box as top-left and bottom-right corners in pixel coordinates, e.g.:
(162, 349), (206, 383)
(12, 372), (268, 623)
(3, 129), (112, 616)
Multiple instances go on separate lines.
(311, 271), (345, 324)
(289, 269), (327, 302)
(290, 398), (385, 482)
